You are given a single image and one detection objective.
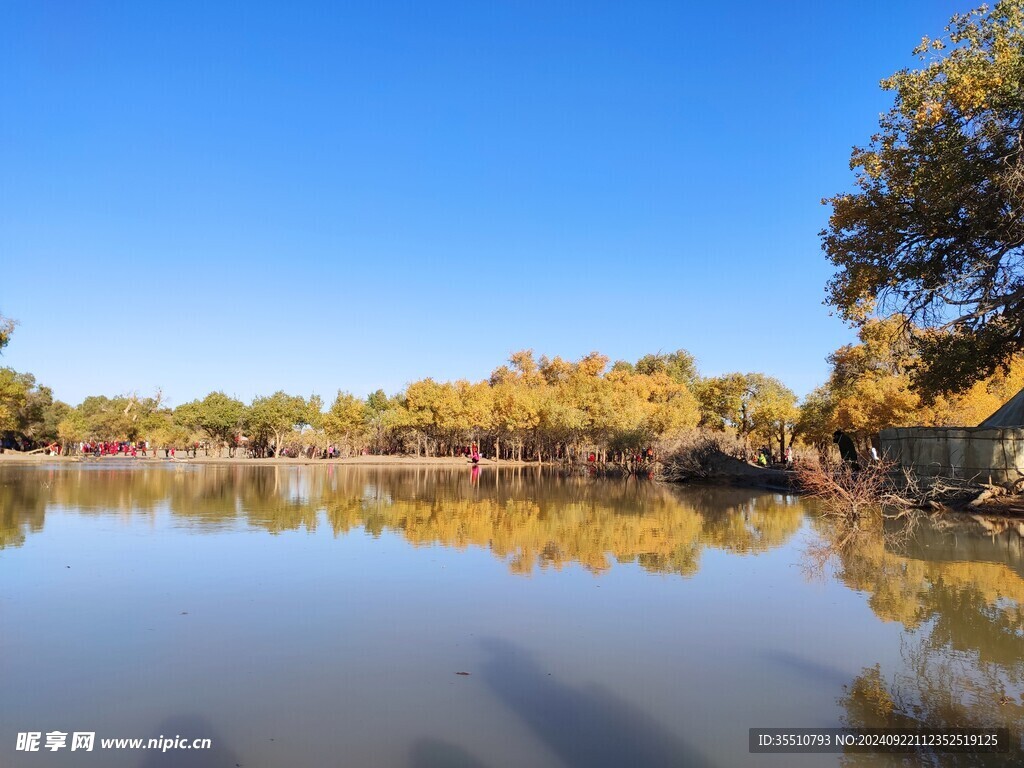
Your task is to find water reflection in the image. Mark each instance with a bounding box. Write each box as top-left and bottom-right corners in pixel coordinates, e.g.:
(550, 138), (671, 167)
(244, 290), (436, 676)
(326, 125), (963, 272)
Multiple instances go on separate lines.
(478, 637), (713, 768)
(0, 470), (47, 549)
(410, 739), (490, 768)
(821, 518), (1024, 764)
(3, 464), (1024, 765)
(136, 715), (241, 768)
(0, 464), (803, 577)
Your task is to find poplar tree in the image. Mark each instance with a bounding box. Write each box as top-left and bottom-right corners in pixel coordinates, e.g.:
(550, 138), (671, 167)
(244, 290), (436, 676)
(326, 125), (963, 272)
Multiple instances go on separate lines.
(824, 1), (1024, 394)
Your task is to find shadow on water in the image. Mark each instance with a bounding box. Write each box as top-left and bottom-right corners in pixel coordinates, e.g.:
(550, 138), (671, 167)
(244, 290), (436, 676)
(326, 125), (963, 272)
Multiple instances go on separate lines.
(478, 638), (715, 768)
(410, 738), (491, 768)
(760, 649), (851, 688)
(136, 715), (242, 768)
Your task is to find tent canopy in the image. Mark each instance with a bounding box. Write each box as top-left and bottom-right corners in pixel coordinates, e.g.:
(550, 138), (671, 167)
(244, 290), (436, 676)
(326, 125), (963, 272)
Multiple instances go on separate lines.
(978, 388), (1024, 427)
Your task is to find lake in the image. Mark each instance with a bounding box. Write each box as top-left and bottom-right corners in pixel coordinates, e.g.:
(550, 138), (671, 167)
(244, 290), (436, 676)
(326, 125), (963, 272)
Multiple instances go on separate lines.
(1, 462), (1021, 767)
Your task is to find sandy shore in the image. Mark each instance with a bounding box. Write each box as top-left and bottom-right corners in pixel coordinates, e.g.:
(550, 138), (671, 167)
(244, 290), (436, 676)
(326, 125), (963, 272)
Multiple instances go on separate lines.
(0, 452), (531, 467)
(184, 454), (519, 466)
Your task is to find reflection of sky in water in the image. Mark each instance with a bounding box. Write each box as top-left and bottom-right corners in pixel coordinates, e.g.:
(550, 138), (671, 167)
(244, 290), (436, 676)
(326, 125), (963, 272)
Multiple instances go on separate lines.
(0, 464), (1021, 767)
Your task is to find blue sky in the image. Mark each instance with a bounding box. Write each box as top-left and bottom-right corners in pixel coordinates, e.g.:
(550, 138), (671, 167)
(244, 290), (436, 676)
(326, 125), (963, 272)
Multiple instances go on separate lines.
(1, 0), (966, 407)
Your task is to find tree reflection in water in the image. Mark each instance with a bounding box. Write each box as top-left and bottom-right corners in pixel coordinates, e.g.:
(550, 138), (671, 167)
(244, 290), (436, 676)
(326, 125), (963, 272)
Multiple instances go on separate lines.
(5, 464), (1024, 763)
(0, 466), (49, 549)
(0, 464), (803, 577)
(816, 517), (1024, 765)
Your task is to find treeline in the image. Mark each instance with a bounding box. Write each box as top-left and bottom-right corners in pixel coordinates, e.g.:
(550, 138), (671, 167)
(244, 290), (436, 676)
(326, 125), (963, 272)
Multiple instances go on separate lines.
(795, 316), (1024, 454)
(4, 348), (801, 460)
(2, 313), (1019, 462)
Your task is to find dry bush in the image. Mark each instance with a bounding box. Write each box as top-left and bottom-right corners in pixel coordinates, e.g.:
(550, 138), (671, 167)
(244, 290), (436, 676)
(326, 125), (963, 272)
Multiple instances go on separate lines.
(657, 431), (743, 481)
(795, 458), (914, 522)
(798, 458), (932, 562)
(799, 462), (928, 580)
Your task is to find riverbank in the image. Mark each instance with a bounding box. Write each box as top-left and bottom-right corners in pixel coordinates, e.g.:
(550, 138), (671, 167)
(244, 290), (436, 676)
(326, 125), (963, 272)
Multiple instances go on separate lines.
(658, 448), (794, 491)
(657, 445), (1024, 518)
(0, 451), (533, 467)
(0, 448), (799, 487)
(183, 454), (528, 466)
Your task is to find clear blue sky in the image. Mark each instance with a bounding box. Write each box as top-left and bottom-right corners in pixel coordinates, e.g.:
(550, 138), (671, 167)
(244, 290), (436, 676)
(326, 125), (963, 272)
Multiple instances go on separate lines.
(0, 0), (966, 407)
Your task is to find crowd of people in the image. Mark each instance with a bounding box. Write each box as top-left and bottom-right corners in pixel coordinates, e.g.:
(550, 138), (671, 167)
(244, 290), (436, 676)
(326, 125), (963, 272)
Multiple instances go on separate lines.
(68, 441), (212, 459)
(75, 441), (151, 457)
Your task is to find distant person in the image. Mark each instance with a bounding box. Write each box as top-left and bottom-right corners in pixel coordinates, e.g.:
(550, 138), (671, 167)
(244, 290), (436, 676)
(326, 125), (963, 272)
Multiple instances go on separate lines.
(832, 430), (860, 470)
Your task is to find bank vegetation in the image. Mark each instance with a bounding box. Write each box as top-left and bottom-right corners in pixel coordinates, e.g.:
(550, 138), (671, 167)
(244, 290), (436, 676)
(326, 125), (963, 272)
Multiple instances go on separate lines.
(2, 312), (1023, 474)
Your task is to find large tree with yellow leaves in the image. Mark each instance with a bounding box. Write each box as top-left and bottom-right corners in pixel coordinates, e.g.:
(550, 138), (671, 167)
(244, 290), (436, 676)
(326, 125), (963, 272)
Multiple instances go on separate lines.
(823, 1), (1024, 394)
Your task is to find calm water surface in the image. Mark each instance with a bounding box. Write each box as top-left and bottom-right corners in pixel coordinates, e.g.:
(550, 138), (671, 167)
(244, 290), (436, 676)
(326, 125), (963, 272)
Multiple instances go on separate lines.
(1, 463), (1022, 767)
